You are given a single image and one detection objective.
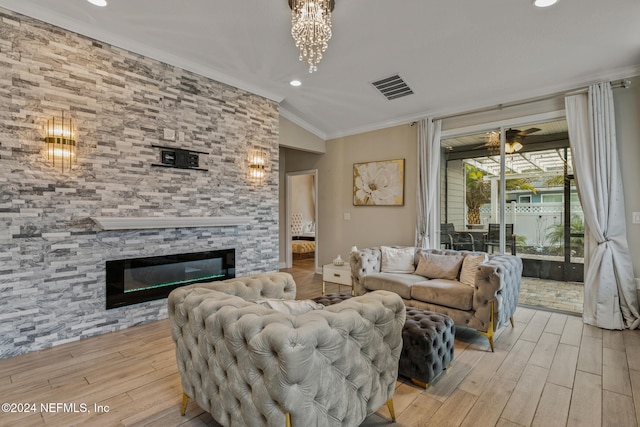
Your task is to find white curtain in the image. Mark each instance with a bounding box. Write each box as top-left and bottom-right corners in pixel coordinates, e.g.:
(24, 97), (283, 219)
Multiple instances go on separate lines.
(415, 118), (442, 249)
(565, 82), (640, 330)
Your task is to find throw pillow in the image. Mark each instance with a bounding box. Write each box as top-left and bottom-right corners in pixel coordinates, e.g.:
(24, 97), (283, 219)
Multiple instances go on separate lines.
(380, 246), (416, 273)
(255, 299), (324, 315)
(459, 253), (488, 287)
(414, 252), (464, 280)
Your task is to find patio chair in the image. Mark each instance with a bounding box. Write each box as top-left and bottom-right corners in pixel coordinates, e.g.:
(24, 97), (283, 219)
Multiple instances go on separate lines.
(440, 223), (475, 251)
(483, 223), (516, 255)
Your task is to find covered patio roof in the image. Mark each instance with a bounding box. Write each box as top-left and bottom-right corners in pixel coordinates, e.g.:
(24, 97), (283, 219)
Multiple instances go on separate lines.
(442, 119), (572, 176)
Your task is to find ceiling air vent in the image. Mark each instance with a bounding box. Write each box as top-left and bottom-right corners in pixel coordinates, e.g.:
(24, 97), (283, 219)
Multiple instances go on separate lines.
(371, 74), (414, 100)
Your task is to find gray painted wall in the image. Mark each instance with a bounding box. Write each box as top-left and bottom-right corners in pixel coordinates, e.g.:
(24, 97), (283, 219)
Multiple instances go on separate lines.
(0, 8), (279, 357)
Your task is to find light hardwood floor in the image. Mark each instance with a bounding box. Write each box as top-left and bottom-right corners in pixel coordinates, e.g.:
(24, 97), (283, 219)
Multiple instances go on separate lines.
(1, 261), (639, 426)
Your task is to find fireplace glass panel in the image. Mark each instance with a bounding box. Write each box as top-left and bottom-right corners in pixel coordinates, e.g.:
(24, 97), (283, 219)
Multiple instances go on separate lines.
(125, 258), (224, 292)
(107, 249), (235, 309)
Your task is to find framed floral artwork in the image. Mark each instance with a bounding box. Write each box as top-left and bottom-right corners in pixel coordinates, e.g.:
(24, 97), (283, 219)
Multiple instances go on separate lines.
(353, 158), (405, 206)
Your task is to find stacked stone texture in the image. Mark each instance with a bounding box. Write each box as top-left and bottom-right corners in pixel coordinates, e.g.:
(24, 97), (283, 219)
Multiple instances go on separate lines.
(0, 8), (279, 357)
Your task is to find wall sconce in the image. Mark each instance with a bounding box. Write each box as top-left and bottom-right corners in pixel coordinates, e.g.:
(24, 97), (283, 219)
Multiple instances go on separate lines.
(45, 111), (76, 172)
(249, 148), (266, 183)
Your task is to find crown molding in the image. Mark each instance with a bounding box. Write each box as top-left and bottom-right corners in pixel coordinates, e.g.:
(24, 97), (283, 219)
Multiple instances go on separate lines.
(279, 108), (328, 140)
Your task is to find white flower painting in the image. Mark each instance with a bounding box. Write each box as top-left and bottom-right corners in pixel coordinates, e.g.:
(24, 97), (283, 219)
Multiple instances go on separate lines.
(353, 159), (404, 206)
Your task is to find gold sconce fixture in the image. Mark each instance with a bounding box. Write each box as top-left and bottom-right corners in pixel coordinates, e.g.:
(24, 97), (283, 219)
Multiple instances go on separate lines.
(249, 148), (266, 183)
(45, 111), (76, 172)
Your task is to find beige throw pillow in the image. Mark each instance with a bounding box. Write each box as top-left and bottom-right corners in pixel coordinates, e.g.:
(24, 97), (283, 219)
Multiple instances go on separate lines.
(381, 246), (416, 273)
(459, 254), (488, 287)
(414, 252), (464, 280)
(255, 299), (323, 315)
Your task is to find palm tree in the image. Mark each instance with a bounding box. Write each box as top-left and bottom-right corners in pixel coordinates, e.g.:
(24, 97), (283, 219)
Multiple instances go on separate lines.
(506, 177), (537, 194)
(465, 164), (490, 224)
(465, 165), (537, 225)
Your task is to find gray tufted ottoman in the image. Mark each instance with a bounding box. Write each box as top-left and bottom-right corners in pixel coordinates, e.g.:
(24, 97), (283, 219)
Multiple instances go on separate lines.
(400, 308), (455, 388)
(313, 293), (455, 388)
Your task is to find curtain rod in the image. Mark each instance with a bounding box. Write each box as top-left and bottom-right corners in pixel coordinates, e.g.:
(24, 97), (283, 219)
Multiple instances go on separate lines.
(429, 78), (632, 123)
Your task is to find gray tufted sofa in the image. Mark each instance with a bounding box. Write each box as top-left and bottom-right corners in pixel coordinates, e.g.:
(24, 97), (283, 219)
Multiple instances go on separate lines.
(350, 248), (522, 351)
(168, 272), (406, 427)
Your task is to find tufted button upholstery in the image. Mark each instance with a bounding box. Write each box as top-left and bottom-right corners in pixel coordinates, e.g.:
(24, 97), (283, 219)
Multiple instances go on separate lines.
(169, 273), (405, 427)
(350, 247), (382, 296)
(312, 293), (354, 306)
(473, 254), (522, 331)
(314, 294), (455, 387)
(350, 247), (522, 336)
(291, 212), (303, 236)
(399, 308), (455, 385)
(291, 240), (315, 255)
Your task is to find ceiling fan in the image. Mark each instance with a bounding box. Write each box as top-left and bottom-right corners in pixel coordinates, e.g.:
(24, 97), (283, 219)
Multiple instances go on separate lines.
(476, 127), (541, 154)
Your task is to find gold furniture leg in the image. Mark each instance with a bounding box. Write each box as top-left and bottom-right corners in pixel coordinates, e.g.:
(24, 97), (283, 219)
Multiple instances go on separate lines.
(510, 316), (515, 327)
(411, 378), (428, 389)
(180, 392), (189, 416)
(410, 361), (452, 389)
(478, 301), (495, 352)
(386, 399), (396, 422)
(285, 412), (292, 427)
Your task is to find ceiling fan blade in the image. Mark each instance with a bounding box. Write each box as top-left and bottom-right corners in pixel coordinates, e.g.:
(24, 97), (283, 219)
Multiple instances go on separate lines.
(517, 127), (541, 136)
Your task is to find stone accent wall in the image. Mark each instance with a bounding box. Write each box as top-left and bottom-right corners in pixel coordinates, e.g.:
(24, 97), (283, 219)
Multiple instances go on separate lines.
(0, 8), (279, 357)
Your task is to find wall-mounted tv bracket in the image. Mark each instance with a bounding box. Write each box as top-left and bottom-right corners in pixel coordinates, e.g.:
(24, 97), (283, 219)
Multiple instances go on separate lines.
(151, 144), (208, 171)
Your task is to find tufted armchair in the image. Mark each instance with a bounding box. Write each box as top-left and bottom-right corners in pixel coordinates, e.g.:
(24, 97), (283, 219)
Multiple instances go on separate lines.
(168, 272), (406, 426)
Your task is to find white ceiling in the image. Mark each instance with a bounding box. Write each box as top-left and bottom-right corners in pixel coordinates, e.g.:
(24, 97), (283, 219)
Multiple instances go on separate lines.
(1, 0), (639, 140)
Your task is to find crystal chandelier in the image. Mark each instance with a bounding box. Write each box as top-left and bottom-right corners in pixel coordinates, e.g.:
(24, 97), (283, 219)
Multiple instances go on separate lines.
(289, 0), (334, 73)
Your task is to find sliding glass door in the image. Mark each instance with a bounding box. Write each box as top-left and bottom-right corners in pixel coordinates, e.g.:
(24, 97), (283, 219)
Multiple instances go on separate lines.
(440, 119), (584, 310)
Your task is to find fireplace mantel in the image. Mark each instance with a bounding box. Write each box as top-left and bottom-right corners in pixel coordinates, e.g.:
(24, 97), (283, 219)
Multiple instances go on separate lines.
(90, 216), (252, 231)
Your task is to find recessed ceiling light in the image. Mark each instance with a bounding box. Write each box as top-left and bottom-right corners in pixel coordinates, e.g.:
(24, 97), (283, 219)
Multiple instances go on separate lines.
(533, 0), (558, 7)
(87, 0), (108, 6)
(290, 80), (302, 87)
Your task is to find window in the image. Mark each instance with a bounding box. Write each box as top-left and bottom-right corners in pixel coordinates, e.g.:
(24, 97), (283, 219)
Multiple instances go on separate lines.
(541, 194), (563, 203)
(519, 195), (532, 203)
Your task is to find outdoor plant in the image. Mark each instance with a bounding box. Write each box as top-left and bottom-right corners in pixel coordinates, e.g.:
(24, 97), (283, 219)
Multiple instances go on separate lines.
(515, 234), (528, 250)
(465, 164), (490, 225)
(546, 215), (585, 257)
(465, 163), (536, 225)
(506, 177), (537, 194)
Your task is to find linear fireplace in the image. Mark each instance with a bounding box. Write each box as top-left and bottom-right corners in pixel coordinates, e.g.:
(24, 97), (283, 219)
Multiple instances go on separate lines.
(106, 249), (235, 309)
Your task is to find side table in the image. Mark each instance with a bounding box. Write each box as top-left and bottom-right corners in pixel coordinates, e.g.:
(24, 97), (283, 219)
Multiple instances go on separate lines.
(322, 263), (353, 295)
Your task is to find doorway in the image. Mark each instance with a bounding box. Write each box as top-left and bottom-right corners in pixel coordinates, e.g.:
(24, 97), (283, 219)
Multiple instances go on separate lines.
(286, 170), (318, 272)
